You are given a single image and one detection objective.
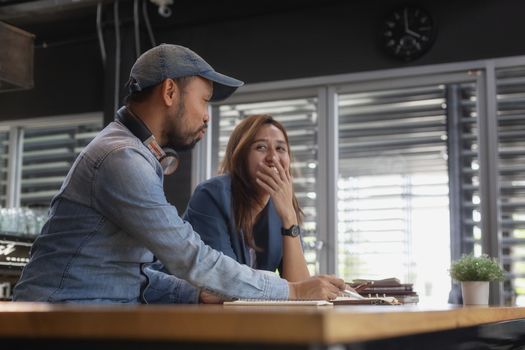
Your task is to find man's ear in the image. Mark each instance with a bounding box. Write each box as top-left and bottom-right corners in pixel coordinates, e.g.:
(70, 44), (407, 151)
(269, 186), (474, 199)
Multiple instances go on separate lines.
(161, 79), (178, 107)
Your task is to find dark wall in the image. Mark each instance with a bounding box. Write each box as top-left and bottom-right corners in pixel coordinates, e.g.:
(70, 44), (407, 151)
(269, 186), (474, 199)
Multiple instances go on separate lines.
(0, 0), (524, 208)
(4, 0), (522, 119)
(151, 0), (525, 83)
(0, 39), (103, 120)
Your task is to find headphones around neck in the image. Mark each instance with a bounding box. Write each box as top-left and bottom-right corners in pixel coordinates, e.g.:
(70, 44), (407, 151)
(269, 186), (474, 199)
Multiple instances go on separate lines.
(116, 107), (180, 175)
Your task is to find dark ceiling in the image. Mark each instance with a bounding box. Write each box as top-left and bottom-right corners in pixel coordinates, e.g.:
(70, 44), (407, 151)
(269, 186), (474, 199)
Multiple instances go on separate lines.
(0, 0), (35, 6)
(0, 0), (347, 48)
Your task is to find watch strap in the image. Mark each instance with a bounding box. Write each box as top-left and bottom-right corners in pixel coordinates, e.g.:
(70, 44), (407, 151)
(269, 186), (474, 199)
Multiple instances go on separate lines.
(281, 224), (300, 237)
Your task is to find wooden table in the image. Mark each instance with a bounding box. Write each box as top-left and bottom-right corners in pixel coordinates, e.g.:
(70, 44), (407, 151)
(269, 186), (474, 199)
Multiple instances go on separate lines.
(1, 302), (524, 349)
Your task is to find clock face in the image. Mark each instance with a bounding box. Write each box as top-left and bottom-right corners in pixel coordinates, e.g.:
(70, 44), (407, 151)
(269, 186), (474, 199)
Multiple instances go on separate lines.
(382, 6), (436, 61)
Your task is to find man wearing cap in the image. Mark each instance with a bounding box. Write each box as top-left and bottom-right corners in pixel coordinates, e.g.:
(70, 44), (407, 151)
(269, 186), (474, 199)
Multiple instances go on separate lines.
(14, 44), (346, 303)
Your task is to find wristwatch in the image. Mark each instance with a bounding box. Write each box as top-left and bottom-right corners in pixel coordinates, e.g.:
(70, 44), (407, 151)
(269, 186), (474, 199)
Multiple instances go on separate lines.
(281, 224), (301, 237)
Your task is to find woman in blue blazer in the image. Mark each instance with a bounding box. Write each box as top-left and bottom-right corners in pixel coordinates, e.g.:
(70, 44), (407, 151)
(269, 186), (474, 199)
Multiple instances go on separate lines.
(183, 115), (310, 282)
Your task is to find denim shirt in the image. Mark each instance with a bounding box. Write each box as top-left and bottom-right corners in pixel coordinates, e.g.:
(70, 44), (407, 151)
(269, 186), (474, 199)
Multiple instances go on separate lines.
(13, 121), (289, 303)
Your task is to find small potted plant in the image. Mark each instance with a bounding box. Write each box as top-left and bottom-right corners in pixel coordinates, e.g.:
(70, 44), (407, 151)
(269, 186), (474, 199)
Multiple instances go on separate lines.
(449, 253), (504, 305)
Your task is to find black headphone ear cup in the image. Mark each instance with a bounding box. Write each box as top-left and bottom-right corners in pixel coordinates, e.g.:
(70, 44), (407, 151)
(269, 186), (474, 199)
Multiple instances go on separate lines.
(163, 147), (179, 161)
(159, 147), (180, 175)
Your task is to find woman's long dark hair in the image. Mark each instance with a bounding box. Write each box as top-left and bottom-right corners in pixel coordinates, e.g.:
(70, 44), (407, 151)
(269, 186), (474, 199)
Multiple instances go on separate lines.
(219, 115), (303, 249)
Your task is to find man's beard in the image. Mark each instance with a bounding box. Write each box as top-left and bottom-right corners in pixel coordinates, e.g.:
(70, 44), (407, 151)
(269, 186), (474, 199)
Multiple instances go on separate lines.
(165, 99), (206, 151)
(170, 131), (202, 151)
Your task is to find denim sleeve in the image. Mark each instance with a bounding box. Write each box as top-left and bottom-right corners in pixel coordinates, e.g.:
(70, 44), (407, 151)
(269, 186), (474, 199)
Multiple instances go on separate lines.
(184, 186), (238, 261)
(142, 261), (199, 304)
(93, 147), (289, 300)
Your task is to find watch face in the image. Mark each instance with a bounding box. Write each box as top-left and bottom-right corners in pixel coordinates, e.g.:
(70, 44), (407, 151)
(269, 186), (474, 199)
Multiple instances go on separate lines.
(282, 225), (301, 237)
(382, 6), (436, 61)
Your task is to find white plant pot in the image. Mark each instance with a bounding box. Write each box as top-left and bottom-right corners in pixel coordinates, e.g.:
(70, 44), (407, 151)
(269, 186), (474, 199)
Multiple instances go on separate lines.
(461, 281), (490, 305)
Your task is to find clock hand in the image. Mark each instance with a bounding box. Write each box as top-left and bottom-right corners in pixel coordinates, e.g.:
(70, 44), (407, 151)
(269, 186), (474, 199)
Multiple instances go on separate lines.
(405, 27), (422, 38)
(404, 8), (408, 31)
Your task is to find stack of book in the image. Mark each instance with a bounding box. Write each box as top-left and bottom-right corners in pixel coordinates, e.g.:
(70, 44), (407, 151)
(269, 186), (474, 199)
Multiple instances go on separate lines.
(350, 277), (419, 304)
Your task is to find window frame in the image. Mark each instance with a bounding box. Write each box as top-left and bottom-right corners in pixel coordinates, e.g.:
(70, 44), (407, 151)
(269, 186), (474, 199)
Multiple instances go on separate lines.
(0, 112), (103, 208)
(193, 55), (525, 304)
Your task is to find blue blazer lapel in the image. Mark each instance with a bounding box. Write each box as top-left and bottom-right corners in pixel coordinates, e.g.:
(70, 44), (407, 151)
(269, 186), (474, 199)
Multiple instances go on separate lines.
(228, 217), (249, 266)
(253, 200), (283, 271)
(236, 230), (250, 266)
(217, 178), (249, 266)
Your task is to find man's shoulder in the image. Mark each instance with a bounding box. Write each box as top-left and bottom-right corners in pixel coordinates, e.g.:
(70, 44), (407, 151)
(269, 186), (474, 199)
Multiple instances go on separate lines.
(83, 122), (151, 165)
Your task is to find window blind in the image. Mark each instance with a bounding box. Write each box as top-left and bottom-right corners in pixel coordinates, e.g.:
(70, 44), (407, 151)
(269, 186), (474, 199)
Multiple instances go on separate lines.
(21, 121), (102, 207)
(450, 82), (482, 257)
(496, 66), (525, 305)
(0, 131), (8, 207)
(215, 98), (321, 273)
(337, 84), (457, 303)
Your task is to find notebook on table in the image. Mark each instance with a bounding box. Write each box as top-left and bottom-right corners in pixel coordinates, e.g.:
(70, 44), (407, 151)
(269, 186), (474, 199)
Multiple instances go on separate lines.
(223, 280), (402, 306)
(331, 296), (400, 305)
(223, 299), (333, 306)
(223, 296), (400, 306)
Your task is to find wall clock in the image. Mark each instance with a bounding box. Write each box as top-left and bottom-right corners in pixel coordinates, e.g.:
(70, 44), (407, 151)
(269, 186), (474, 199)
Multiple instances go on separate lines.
(382, 6), (436, 61)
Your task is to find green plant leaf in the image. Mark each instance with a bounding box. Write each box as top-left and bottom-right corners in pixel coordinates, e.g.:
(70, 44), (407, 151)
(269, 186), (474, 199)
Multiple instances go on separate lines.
(449, 253), (504, 282)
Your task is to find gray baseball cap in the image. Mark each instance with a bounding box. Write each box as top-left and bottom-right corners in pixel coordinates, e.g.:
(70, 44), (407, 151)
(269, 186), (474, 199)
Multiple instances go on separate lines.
(128, 44), (244, 102)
